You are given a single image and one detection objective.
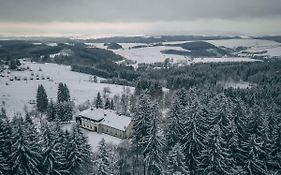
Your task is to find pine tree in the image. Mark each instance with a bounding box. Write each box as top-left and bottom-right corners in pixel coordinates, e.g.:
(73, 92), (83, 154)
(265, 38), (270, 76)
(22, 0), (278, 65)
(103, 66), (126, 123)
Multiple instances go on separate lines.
(9, 116), (42, 175)
(104, 98), (111, 109)
(95, 92), (103, 109)
(166, 143), (190, 175)
(36, 84), (48, 112)
(47, 100), (56, 121)
(94, 138), (116, 175)
(144, 102), (165, 175)
(66, 125), (92, 175)
(198, 125), (236, 175)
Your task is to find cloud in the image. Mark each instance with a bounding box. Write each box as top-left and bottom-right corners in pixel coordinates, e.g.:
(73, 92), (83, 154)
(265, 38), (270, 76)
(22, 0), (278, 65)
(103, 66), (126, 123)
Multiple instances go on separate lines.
(0, 0), (281, 22)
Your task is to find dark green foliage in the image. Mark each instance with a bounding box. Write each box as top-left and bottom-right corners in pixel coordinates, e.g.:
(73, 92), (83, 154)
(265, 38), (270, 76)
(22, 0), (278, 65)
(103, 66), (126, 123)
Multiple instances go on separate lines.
(198, 125), (236, 175)
(55, 102), (73, 122)
(132, 93), (152, 152)
(135, 79), (163, 99)
(47, 100), (56, 121)
(104, 98), (111, 109)
(9, 59), (17, 70)
(36, 84), (48, 112)
(95, 92), (103, 108)
(65, 125), (93, 175)
(57, 83), (70, 103)
(165, 89), (187, 149)
(166, 143), (190, 175)
(143, 102), (165, 175)
(94, 139), (116, 175)
(9, 116), (42, 175)
(0, 108), (12, 175)
(40, 122), (68, 175)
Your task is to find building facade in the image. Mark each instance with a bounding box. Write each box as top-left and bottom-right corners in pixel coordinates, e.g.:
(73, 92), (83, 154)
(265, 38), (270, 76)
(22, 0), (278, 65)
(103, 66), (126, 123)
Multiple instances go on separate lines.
(76, 108), (133, 139)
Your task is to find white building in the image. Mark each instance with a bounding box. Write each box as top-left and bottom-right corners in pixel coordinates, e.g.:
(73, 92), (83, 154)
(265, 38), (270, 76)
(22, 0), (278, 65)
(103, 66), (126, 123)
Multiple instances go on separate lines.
(76, 108), (133, 139)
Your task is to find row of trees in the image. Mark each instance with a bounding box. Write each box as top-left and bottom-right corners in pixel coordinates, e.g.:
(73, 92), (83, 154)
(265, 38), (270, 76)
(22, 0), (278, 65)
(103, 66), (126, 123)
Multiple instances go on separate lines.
(0, 109), (92, 175)
(129, 89), (281, 175)
(36, 82), (73, 122)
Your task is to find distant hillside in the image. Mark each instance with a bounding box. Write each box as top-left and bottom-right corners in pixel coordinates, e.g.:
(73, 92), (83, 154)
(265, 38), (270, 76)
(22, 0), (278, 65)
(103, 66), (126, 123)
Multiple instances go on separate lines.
(162, 41), (228, 57)
(0, 40), (124, 65)
(256, 36), (281, 43)
(104, 43), (123, 50)
(86, 35), (240, 44)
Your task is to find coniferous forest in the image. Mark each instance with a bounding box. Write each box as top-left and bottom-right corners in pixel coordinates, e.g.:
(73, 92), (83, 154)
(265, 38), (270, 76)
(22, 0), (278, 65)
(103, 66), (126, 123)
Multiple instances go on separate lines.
(1, 59), (281, 175)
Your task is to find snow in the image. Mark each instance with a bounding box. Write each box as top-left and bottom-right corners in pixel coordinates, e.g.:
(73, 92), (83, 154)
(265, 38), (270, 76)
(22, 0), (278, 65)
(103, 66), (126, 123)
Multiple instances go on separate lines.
(208, 39), (281, 57)
(79, 108), (131, 131)
(190, 57), (260, 63)
(217, 81), (252, 89)
(86, 130), (122, 151)
(49, 49), (71, 58)
(113, 45), (188, 64)
(62, 122), (122, 151)
(84, 43), (107, 49)
(45, 43), (58, 47)
(0, 61), (134, 117)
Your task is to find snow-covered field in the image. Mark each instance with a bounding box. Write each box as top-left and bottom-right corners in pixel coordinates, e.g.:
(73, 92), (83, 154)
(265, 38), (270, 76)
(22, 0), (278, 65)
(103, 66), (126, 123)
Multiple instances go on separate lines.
(85, 41), (261, 65)
(114, 45), (188, 64)
(0, 61), (134, 116)
(208, 39), (281, 57)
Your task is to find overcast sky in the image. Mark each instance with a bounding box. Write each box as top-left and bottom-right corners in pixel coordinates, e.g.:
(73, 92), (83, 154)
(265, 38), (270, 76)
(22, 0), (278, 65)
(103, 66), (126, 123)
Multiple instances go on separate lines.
(0, 0), (281, 37)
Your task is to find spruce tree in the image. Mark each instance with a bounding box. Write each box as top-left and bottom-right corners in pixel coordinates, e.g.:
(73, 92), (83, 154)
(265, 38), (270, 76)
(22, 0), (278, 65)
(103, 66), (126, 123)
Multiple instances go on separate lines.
(47, 100), (56, 121)
(0, 108), (11, 175)
(40, 121), (68, 175)
(182, 95), (207, 174)
(132, 93), (152, 152)
(198, 125), (236, 175)
(104, 98), (111, 109)
(240, 134), (268, 175)
(9, 116), (42, 175)
(57, 83), (70, 103)
(55, 102), (73, 122)
(63, 83), (70, 102)
(143, 102), (165, 175)
(66, 125), (92, 175)
(165, 90), (187, 149)
(36, 84), (48, 112)
(166, 143), (190, 175)
(94, 138), (116, 175)
(95, 92), (103, 108)
(110, 99), (114, 110)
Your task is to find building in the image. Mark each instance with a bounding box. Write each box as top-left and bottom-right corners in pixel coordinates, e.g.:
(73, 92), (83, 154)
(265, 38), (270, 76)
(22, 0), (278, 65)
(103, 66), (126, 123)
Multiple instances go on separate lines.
(75, 108), (133, 139)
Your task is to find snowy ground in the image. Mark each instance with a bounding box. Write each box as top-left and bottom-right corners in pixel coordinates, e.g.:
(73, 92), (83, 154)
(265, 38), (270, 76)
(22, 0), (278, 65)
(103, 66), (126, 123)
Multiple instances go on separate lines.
(0, 61), (134, 116)
(207, 38), (281, 57)
(62, 122), (123, 152)
(85, 41), (261, 65)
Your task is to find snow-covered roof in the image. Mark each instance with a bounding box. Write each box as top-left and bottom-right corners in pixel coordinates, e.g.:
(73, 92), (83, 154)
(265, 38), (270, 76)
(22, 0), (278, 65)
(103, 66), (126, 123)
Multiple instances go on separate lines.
(79, 108), (132, 131)
(79, 108), (105, 121)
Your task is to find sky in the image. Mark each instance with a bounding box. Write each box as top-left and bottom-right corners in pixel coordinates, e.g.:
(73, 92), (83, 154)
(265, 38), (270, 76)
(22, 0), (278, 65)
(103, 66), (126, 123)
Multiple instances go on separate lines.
(0, 0), (281, 38)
